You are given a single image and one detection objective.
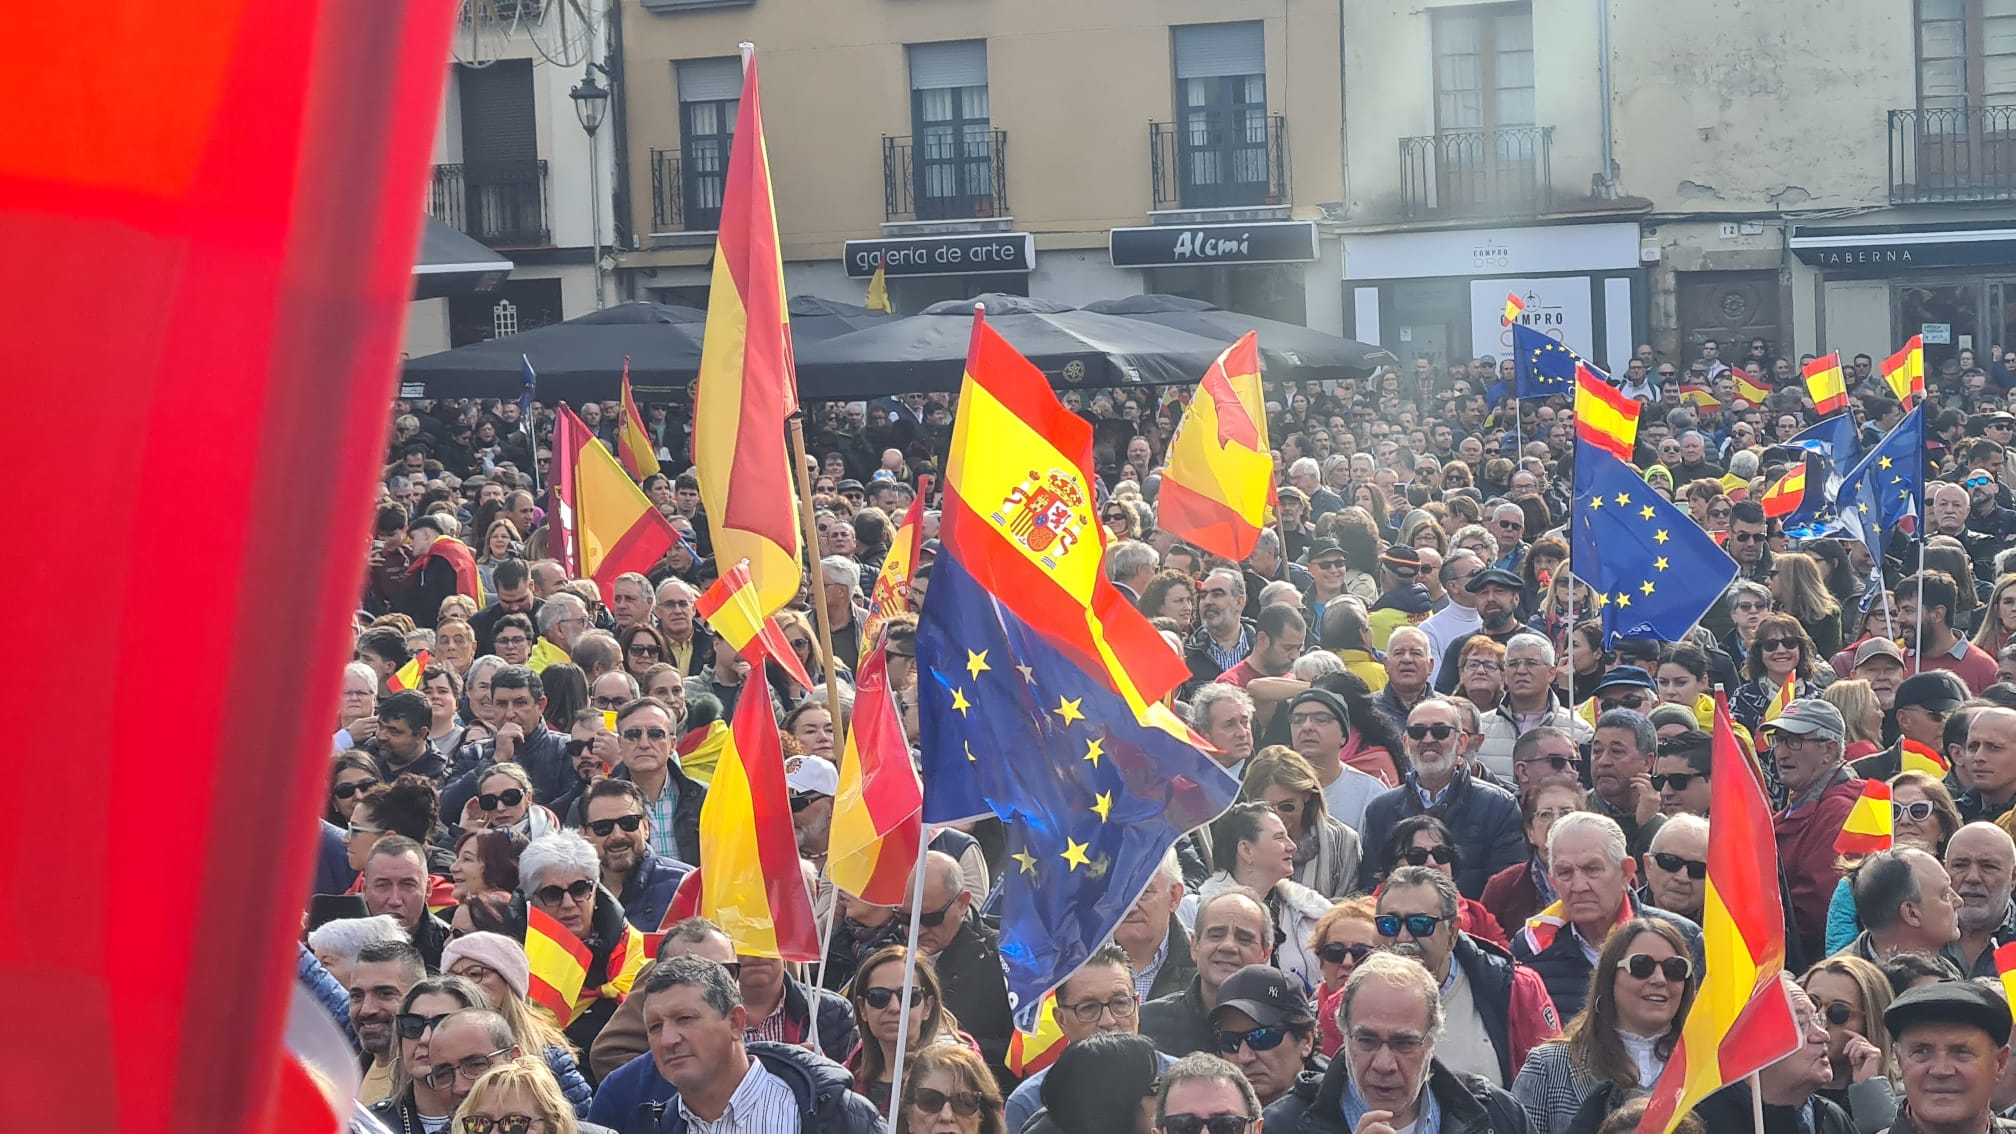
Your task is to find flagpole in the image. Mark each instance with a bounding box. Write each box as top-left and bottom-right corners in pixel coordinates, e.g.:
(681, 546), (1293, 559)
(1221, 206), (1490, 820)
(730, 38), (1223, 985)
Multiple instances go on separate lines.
(1913, 536), (1928, 674)
(807, 868), (837, 1055)
(788, 415), (847, 723)
(886, 852), (931, 1126)
(1750, 1071), (1767, 1134)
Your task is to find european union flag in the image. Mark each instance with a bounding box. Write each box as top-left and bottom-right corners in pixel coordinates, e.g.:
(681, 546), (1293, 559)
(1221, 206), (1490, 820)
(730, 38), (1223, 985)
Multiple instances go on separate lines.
(1781, 412), (1861, 538)
(1511, 322), (1585, 400)
(1571, 446), (1738, 645)
(916, 553), (1239, 1028)
(1831, 405), (1923, 565)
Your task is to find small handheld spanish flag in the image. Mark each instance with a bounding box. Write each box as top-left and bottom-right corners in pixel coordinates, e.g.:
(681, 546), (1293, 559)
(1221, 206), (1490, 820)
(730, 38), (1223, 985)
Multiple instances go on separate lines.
(388, 648), (430, 692)
(1996, 940), (2016, 1006)
(524, 905), (592, 1025)
(1759, 464), (1807, 519)
(1833, 779), (1892, 855)
(1802, 353), (1848, 416)
(1734, 372), (1773, 407)
(1881, 335), (1926, 410)
(1503, 291), (1526, 326)
(1762, 674), (1797, 725)
(1901, 738), (1950, 777)
(1008, 993), (1067, 1077)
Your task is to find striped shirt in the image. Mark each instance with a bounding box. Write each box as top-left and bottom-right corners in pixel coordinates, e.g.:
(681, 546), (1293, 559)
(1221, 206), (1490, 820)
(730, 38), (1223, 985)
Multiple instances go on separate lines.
(677, 1057), (799, 1134)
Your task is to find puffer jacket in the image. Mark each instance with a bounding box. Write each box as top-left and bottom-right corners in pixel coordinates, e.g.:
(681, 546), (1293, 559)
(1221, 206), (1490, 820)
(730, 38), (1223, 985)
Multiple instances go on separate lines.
(1355, 768), (1526, 898)
(1264, 1053), (1532, 1134)
(648, 1042), (887, 1134)
(616, 853), (694, 934)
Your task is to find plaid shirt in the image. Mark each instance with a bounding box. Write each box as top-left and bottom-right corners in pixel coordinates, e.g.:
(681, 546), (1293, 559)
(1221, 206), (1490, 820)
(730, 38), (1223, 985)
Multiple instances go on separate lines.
(639, 776), (681, 861)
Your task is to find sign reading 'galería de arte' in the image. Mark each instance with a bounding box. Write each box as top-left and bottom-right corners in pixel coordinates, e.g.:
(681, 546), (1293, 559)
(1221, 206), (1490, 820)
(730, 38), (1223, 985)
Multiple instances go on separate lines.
(1108, 220), (1318, 268)
(843, 233), (1035, 278)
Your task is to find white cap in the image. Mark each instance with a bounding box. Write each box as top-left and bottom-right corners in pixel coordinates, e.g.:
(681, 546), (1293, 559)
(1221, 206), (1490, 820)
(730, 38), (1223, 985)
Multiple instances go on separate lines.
(784, 755), (839, 796)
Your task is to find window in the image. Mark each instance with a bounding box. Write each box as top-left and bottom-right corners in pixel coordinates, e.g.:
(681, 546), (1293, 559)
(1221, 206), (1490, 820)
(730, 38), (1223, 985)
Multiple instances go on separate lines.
(1171, 22), (1270, 208)
(908, 41), (995, 220)
(676, 57), (741, 231)
(1919, 0), (2016, 115)
(1431, 5), (1534, 136)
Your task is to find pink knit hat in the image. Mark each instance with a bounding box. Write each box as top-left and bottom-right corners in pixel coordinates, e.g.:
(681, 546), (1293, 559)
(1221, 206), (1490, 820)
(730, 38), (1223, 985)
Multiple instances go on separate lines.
(439, 931), (530, 1000)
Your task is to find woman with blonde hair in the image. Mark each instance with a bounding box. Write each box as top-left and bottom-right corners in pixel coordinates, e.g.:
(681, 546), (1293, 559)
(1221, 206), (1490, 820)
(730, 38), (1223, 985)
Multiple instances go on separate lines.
(776, 608), (850, 702)
(1398, 509), (1448, 554)
(1800, 954), (1897, 1125)
(1821, 679), (1883, 761)
(454, 1059), (594, 1134)
(1241, 745), (1363, 899)
(1973, 572), (2016, 655)
(1771, 551), (1844, 659)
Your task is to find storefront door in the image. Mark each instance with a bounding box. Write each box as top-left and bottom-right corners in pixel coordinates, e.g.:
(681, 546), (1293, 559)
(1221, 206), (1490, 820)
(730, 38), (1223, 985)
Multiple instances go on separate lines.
(1896, 280), (1980, 376)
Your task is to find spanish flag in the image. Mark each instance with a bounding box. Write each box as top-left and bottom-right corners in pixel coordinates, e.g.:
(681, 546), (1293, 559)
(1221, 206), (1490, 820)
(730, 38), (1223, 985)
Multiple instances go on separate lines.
(1575, 363), (1641, 461)
(696, 557), (815, 691)
(615, 357), (660, 481)
(1637, 692), (1803, 1134)
(1157, 331), (1276, 561)
(551, 404), (677, 606)
(1803, 353), (1848, 416)
(943, 311), (1190, 705)
(1009, 994), (1068, 1077)
(1833, 779), (1893, 854)
(388, 649), (430, 693)
(1882, 335), (1926, 409)
(864, 480), (928, 660)
(864, 252), (891, 314)
(1503, 291), (1526, 326)
(1734, 372), (1773, 407)
(827, 644), (923, 906)
(693, 47), (802, 617)
(1759, 464), (1807, 520)
(1678, 383), (1721, 412)
(524, 906), (592, 1025)
(1995, 941), (2016, 1006)
(1762, 674), (1797, 725)
(1901, 737), (1950, 776)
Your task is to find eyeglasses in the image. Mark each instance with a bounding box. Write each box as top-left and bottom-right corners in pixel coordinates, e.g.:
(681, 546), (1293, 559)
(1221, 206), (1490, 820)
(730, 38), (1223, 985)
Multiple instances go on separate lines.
(333, 778), (379, 800)
(1405, 723), (1459, 741)
(494, 635), (530, 647)
(621, 727), (671, 742)
(1348, 1029), (1427, 1057)
(532, 879), (595, 907)
(1375, 913), (1444, 938)
(1756, 637), (1802, 653)
(1399, 845), (1455, 867)
(423, 1048), (515, 1091)
(586, 814), (645, 837)
(460, 1116), (538, 1134)
(790, 792), (825, 813)
(477, 788), (526, 811)
(628, 643), (662, 657)
(1215, 1025), (1289, 1054)
(1650, 851), (1708, 879)
(1462, 658), (1501, 673)
(1059, 994), (1139, 1023)
(395, 1011), (451, 1040)
(1317, 941), (1377, 965)
(1518, 754), (1573, 773)
(912, 1088), (988, 1117)
(1825, 1000), (1855, 1026)
(1623, 953), (1693, 981)
(1649, 773), (1701, 792)
(1160, 1116), (1255, 1134)
(860, 986), (928, 1010)
(1893, 799), (1937, 823)
(347, 821), (389, 838)
(901, 891), (963, 929)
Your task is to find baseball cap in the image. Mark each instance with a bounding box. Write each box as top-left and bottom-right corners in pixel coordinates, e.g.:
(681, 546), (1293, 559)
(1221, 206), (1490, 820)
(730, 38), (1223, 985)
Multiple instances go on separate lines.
(1851, 638), (1905, 669)
(1591, 666), (1657, 697)
(1208, 965), (1312, 1028)
(783, 755), (838, 797)
(1764, 699), (1845, 744)
(1895, 671), (1968, 714)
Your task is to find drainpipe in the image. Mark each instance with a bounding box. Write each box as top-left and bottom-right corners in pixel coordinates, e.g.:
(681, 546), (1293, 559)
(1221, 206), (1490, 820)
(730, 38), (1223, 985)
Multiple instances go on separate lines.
(1338, 0), (1350, 209)
(607, 0), (632, 290)
(1596, 0), (1616, 198)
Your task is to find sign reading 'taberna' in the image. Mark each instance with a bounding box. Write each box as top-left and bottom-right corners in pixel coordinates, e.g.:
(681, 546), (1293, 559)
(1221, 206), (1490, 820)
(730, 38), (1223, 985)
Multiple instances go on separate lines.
(1109, 220), (1317, 268)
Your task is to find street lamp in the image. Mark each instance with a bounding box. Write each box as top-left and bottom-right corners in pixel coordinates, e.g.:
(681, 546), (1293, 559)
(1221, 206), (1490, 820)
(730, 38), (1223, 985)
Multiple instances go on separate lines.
(570, 67), (611, 308)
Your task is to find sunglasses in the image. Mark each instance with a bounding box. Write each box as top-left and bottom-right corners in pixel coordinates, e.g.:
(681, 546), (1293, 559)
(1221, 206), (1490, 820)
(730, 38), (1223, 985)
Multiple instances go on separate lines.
(1755, 637), (1802, 653)
(1161, 1117), (1255, 1134)
(621, 727), (671, 742)
(533, 879), (595, 906)
(1623, 953), (1693, 982)
(1967, 474), (1995, 488)
(1730, 531), (1766, 543)
(1399, 845), (1455, 867)
(1518, 754), (1573, 772)
(1825, 1000), (1855, 1026)
(1893, 800), (1936, 823)
(347, 821), (389, 838)
(477, 788), (526, 811)
(1311, 558), (1347, 570)
(791, 792), (824, 813)
(1405, 723), (1458, 741)
(628, 643), (662, 657)
(901, 892), (962, 929)
(1600, 693), (1649, 711)
(861, 986), (928, 1010)
(1649, 773), (1701, 792)
(1215, 1025), (1289, 1054)
(333, 778), (379, 800)
(1375, 913), (1443, 938)
(913, 1088), (988, 1117)
(587, 814), (645, 837)
(394, 1011), (451, 1040)
(460, 1116), (538, 1134)
(1650, 851), (1708, 879)
(1317, 942), (1377, 965)
(1495, 519), (1523, 529)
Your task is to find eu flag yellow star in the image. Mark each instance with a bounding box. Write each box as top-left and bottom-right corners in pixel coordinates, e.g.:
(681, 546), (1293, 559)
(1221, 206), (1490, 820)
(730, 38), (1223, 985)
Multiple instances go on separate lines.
(1054, 696), (1085, 726)
(1615, 492), (1632, 507)
(1654, 556), (1670, 571)
(1654, 529), (1670, 544)
(1879, 456), (1894, 469)
(1012, 850), (1038, 876)
(1590, 495), (1605, 509)
(1616, 593), (1633, 608)
(1640, 506), (1655, 520)
(966, 649), (991, 679)
(1060, 838), (1092, 871)
(1640, 580), (1656, 595)
(1083, 736), (1105, 767)
(951, 687), (972, 716)
(1091, 791), (1113, 822)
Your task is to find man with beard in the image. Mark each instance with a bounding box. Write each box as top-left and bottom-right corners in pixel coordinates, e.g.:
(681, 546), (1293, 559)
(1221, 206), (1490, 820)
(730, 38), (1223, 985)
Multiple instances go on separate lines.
(1433, 569), (1526, 694)
(1898, 571), (1999, 694)
(1854, 668), (1966, 781)
(581, 778), (692, 934)
(1185, 568), (1257, 698)
(1419, 552), (1483, 686)
(1641, 813), (1709, 921)
(1141, 889), (1273, 1057)
(348, 939), (425, 1104)
(1945, 822), (2016, 978)
(1967, 467), (2016, 582)
(1356, 700), (1523, 897)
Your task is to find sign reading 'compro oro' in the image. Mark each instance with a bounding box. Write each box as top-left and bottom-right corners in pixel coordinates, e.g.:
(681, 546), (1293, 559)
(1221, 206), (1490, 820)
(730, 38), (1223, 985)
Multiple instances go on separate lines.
(843, 233), (1036, 278)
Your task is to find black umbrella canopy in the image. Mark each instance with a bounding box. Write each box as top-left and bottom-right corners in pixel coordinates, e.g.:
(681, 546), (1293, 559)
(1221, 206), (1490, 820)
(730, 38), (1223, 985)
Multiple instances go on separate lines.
(1081, 294), (1399, 380)
(787, 295), (893, 342)
(792, 293), (1233, 401)
(402, 300), (708, 403)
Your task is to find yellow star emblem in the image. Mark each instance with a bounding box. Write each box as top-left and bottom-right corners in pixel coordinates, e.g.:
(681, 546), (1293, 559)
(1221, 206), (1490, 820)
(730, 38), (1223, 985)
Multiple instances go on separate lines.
(950, 687), (971, 716)
(1615, 492), (1632, 507)
(1616, 593), (1633, 608)
(965, 649), (990, 679)
(1060, 838), (1092, 871)
(1879, 456), (1894, 469)
(1640, 506), (1655, 520)
(1012, 850), (1038, 876)
(1654, 556), (1670, 571)
(1653, 529), (1670, 544)
(1640, 580), (1656, 595)
(1091, 792), (1113, 822)
(1858, 501), (1870, 513)
(1083, 736), (1105, 767)
(1054, 696), (1085, 726)
(1591, 591), (1609, 609)
(1589, 495), (1604, 509)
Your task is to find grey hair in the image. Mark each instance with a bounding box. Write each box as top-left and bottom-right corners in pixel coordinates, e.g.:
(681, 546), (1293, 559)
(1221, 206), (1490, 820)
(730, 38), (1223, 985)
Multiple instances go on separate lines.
(1595, 708), (1657, 757)
(344, 660), (378, 689)
(437, 1007), (515, 1052)
(1504, 631), (1555, 665)
(1106, 540), (1158, 584)
(1547, 810), (1629, 868)
(1259, 580), (1303, 607)
(1380, 865), (1460, 921)
(1289, 457), (1320, 479)
(1726, 579), (1771, 610)
(1729, 450), (1760, 479)
(1187, 683), (1255, 734)
(1387, 626), (1432, 654)
(1251, 528), (1281, 557)
(1155, 1053), (1263, 1125)
(819, 555), (863, 594)
(465, 655), (506, 687)
(642, 955), (743, 1017)
(536, 592), (587, 635)
(518, 829), (600, 893)
(613, 572), (653, 597)
(1151, 847), (1184, 890)
(569, 630), (622, 674)
(1293, 651), (1346, 681)
(1341, 951), (1445, 1045)
(1438, 550), (1482, 583)
(1491, 501), (1524, 522)
(307, 914), (410, 963)
(1206, 566), (1248, 600)
(593, 669), (642, 699)
(1450, 523), (1495, 552)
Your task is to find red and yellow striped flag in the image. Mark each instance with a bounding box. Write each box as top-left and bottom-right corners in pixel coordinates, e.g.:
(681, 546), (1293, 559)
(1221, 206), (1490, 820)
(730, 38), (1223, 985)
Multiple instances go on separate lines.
(1157, 331), (1276, 560)
(863, 479), (928, 660)
(693, 47), (802, 617)
(827, 644), (923, 906)
(1803, 353), (1848, 415)
(1995, 941), (2016, 1005)
(1759, 464), (1807, 519)
(1638, 692), (1802, 1134)
(388, 649), (430, 692)
(1734, 372), (1773, 407)
(1833, 779), (1893, 855)
(1678, 383), (1721, 412)
(1901, 738), (1950, 777)
(615, 357), (660, 481)
(1882, 335), (1926, 410)
(1762, 674), (1797, 725)
(864, 253), (891, 314)
(1575, 363), (1641, 461)
(551, 403), (676, 605)
(524, 905), (592, 1025)
(696, 558), (815, 692)
(1008, 994), (1067, 1077)
(1502, 291), (1526, 326)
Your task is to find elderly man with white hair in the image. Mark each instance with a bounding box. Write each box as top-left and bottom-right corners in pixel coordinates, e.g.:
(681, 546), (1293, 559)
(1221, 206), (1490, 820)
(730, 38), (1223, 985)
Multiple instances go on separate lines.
(1107, 538), (1159, 605)
(1510, 811), (1703, 1019)
(1262, 950), (1533, 1133)
(520, 829), (648, 1049)
(1488, 502), (1529, 573)
(529, 591), (590, 671)
(1288, 456), (1345, 519)
(1377, 626), (1440, 721)
(816, 554), (871, 665)
(1474, 632), (1593, 779)
(306, 914), (410, 988)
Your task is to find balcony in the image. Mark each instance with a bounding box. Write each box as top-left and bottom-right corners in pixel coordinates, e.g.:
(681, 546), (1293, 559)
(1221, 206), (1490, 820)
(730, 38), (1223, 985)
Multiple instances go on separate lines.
(1398, 127), (1553, 219)
(1890, 106), (2016, 203)
(430, 160), (551, 248)
(1149, 114), (1288, 212)
(882, 130), (1008, 223)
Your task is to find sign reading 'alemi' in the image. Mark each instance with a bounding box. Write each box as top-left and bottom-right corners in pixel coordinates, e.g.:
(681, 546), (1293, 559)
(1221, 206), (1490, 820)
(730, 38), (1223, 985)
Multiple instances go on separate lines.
(1109, 220), (1317, 268)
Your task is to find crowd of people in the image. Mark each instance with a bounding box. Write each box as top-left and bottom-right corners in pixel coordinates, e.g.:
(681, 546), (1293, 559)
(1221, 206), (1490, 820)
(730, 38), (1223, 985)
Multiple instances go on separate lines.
(302, 334), (2016, 1134)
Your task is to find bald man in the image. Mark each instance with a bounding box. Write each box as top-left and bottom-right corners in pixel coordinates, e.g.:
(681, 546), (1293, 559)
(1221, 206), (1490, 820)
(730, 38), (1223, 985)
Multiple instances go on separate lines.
(901, 851), (1014, 1078)
(1946, 822), (2016, 977)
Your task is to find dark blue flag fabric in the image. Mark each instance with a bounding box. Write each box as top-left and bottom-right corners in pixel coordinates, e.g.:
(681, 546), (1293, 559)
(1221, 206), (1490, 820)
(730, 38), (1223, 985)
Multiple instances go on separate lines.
(1571, 445), (1738, 646)
(1511, 322), (1584, 400)
(1780, 411), (1861, 539)
(916, 552), (1239, 1028)
(1832, 405), (1924, 565)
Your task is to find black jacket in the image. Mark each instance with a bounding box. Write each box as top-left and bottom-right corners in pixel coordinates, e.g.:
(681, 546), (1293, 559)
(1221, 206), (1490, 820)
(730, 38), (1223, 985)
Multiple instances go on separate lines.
(647, 1042), (886, 1134)
(443, 724), (578, 822)
(363, 741), (450, 787)
(616, 853), (695, 934)
(1264, 1055), (1531, 1134)
(469, 598), (545, 657)
(1510, 896), (1703, 1020)
(1140, 977), (1216, 1058)
(1355, 768), (1525, 898)
(1692, 1082), (1854, 1134)
(1148, 915), (1199, 1003)
(934, 916), (1015, 1082)
(1451, 934), (1556, 1087)
(413, 911), (453, 973)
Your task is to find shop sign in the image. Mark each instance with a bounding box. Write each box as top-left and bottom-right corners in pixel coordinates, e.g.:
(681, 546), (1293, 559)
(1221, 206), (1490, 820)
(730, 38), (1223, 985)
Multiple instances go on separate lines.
(1469, 277), (1595, 362)
(1108, 221), (1318, 268)
(843, 233), (1035, 278)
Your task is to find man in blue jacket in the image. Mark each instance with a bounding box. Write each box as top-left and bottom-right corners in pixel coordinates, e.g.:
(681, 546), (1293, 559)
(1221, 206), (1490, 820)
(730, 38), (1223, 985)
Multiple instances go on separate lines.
(582, 778), (693, 933)
(1357, 700), (1524, 897)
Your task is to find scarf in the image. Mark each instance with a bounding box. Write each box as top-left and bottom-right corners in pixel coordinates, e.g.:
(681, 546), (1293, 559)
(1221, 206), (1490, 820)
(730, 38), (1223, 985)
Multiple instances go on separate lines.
(1519, 892), (1636, 955)
(1526, 854), (1559, 906)
(1342, 1072), (1442, 1134)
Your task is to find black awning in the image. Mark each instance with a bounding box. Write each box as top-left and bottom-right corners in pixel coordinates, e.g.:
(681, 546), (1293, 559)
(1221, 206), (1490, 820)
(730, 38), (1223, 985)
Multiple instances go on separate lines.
(412, 217), (512, 300)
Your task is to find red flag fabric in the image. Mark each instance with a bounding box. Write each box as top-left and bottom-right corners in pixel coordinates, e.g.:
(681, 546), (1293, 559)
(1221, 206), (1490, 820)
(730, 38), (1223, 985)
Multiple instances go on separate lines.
(615, 358), (661, 481)
(697, 672), (821, 959)
(827, 645), (925, 905)
(552, 403), (677, 604)
(1, 3), (456, 1131)
(697, 559), (816, 691)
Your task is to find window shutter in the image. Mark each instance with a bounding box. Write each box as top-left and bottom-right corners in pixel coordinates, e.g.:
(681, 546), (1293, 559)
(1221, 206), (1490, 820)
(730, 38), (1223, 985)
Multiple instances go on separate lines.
(457, 60), (537, 163)
(1173, 22), (1265, 80)
(677, 57), (744, 103)
(908, 40), (989, 90)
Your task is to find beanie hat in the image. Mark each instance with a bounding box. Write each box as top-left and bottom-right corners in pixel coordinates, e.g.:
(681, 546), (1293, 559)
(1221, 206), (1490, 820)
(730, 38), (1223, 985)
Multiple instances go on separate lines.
(1288, 688), (1353, 734)
(439, 931), (530, 1000)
